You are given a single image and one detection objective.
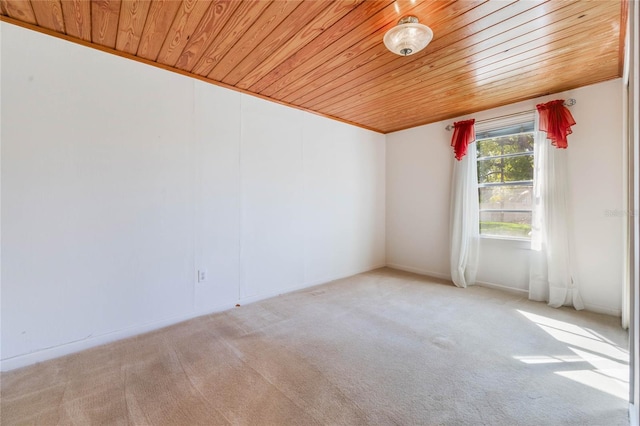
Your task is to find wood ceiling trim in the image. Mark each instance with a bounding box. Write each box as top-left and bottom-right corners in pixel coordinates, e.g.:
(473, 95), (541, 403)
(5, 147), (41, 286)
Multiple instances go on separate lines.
(91, 0), (121, 48)
(308, 1), (613, 116)
(136, 0), (181, 60)
(60, 0), (91, 41)
(0, 1), (626, 134)
(0, 14), (383, 134)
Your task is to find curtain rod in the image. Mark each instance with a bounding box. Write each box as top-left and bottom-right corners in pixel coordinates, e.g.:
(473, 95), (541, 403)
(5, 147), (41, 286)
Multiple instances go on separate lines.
(445, 98), (576, 131)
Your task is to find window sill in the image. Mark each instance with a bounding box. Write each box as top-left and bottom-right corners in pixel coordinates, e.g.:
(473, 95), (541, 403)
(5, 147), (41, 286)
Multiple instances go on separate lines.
(479, 235), (531, 250)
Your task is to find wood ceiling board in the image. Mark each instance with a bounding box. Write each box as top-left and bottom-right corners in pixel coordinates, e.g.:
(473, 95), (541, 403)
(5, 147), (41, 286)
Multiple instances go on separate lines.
(236, 0), (366, 91)
(0, 0), (627, 134)
(226, 0), (343, 88)
(381, 68), (617, 133)
(247, 0), (393, 94)
(174, 0), (241, 71)
(2, 0), (36, 24)
(156, 0), (213, 66)
(61, 0), (91, 41)
(278, 0), (468, 106)
(359, 63), (618, 133)
(91, 0), (121, 48)
(311, 0), (612, 116)
(347, 52), (611, 118)
(618, 0), (628, 75)
(136, 0), (181, 61)
(304, 0), (574, 111)
(353, 56), (618, 132)
(272, 0), (529, 103)
(207, 0), (301, 81)
(256, 0), (409, 98)
(264, 1), (436, 101)
(327, 24), (618, 120)
(300, 0), (583, 110)
(190, 0), (273, 76)
(343, 51), (618, 126)
(116, 0), (151, 54)
(31, 0), (65, 32)
(292, 0), (500, 108)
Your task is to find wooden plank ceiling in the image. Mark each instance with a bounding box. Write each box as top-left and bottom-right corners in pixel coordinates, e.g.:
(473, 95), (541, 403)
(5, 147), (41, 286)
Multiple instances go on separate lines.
(0, 0), (627, 133)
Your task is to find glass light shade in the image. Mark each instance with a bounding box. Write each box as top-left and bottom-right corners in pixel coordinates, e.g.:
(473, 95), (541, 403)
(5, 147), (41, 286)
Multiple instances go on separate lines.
(383, 16), (433, 56)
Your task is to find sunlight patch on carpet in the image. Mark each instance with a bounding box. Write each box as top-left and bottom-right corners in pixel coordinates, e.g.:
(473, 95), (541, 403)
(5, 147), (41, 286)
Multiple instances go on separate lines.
(516, 309), (629, 400)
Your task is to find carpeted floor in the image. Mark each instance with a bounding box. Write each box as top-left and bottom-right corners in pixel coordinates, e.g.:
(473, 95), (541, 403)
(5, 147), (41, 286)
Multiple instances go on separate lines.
(1, 268), (629, 425)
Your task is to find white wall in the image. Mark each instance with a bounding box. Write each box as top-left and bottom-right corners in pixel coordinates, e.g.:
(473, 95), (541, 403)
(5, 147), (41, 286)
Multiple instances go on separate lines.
(0, 23), (386, 370)
(387, 79), (624, 315)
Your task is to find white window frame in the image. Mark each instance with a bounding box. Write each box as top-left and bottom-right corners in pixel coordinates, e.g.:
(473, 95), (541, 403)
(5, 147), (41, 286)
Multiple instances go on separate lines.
(475, 113), (536, 241)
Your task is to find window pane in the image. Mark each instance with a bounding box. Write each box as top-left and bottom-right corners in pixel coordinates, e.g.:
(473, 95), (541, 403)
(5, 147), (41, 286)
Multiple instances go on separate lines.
(475, 122), (534, 139)
(476, 133), (534, 158)
(478, 155), (533, 183)
(480, 211), (532, 239)
(479, 185), (532, 211)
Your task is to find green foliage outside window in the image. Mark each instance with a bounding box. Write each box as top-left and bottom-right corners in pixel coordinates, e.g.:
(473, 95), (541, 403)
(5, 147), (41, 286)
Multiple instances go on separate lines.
(476, 132), (535, 238)
(477, 133), (534, 183)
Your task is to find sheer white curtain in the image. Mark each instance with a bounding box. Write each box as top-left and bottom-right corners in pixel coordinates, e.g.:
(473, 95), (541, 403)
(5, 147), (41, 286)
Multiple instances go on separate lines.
(450, 147), (480, 288)
(529, 117), (584, 309)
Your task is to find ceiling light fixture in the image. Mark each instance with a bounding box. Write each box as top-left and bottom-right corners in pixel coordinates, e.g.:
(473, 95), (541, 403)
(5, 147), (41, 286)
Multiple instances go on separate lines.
(383, 16), (433, 56)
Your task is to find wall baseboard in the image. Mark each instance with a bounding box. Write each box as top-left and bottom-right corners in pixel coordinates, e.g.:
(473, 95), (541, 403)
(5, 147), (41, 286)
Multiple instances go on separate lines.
(385, 263), (622, 317)
(385, 263), (451, 281)
(0, 263), (385, 372)
(0, 302), (237, 372)
(475, 280), (529, 296)
(386, 263), (530, 295)
(631, 403), (638, 426)
(237, 263), (387, 306)
(582, 302), (622, 317)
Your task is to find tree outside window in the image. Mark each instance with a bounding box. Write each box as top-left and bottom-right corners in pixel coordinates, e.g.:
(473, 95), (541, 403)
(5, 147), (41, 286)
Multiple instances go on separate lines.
(476, 126), (534, 239)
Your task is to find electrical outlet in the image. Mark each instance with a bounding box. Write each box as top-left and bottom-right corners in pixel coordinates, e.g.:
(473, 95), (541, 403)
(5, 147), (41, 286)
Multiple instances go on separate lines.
(197, 269), (207, 283)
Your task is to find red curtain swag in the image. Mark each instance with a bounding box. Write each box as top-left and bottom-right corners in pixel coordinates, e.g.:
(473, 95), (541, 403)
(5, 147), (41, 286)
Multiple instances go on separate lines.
(451, 119), (476, 161)
(536, 99), (576, 149)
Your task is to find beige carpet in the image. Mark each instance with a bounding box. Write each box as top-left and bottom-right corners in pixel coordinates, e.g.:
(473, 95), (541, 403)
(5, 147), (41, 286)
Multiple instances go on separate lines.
(1, 268), (629, 425)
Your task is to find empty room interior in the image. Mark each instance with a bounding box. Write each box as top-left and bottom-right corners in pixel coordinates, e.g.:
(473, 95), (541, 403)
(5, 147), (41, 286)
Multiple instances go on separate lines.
(1, 0), (639, 425)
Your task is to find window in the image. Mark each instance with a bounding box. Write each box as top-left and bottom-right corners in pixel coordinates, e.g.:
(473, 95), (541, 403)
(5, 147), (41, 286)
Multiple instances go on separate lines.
(476, 121), (535, 239)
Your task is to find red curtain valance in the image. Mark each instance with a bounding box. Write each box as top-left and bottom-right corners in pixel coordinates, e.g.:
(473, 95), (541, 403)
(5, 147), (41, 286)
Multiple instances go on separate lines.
(451, 119), (476, 161)
(536, 99), (576, 149)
